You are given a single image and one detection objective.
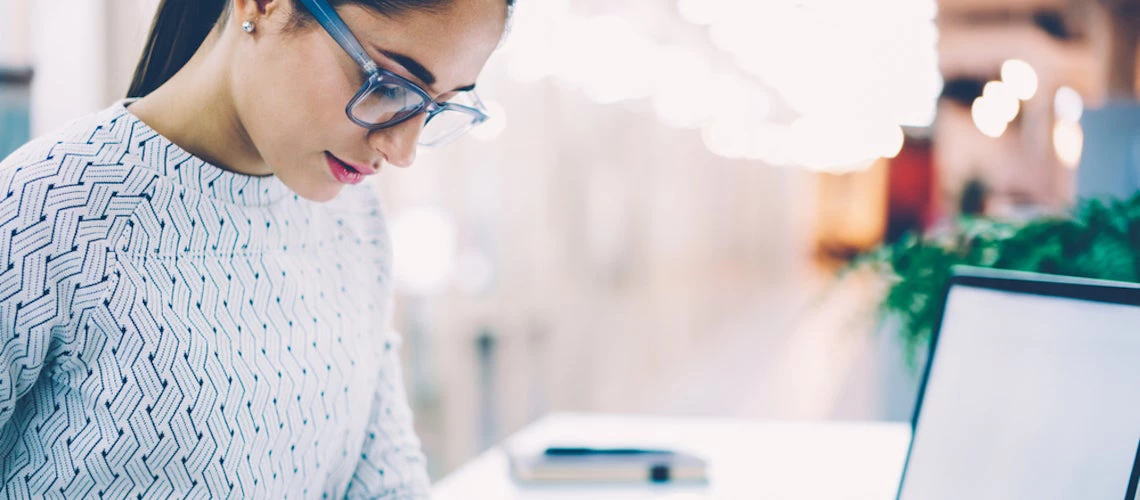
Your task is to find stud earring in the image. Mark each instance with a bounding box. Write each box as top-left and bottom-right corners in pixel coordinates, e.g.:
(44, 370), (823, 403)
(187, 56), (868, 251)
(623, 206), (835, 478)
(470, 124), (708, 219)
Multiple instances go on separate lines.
(241, 21), (256, 33)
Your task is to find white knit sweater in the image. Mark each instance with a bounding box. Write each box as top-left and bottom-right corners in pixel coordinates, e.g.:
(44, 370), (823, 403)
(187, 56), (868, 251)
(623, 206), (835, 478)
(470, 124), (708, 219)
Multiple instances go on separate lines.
(0, 100), (430, 498)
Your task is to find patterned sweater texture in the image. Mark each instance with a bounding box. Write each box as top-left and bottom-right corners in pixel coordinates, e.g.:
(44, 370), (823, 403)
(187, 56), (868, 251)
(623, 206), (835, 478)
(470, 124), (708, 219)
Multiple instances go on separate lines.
(0, 101), (430, 498)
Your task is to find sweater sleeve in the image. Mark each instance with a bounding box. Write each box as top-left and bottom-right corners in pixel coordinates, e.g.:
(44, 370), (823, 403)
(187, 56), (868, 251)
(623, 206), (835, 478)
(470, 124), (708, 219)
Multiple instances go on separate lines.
(0, 143), (119, 430)
(343, 301), (432, 499)
(343, 186), (431, 499)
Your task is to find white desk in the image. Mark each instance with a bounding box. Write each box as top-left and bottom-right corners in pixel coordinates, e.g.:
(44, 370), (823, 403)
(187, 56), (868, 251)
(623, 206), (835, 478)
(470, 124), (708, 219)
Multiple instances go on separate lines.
(433, 414), (912, 499)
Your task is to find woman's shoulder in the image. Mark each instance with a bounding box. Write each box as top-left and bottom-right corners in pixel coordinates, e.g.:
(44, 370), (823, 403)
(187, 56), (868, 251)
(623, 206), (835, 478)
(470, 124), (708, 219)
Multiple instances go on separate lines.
(0, 103), (155, 244)
(0, 102), (137, 178)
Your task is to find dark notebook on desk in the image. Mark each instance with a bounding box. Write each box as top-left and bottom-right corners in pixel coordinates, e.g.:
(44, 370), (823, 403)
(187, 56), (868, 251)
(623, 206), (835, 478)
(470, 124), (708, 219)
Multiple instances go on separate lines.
(509, 447), (708, 484)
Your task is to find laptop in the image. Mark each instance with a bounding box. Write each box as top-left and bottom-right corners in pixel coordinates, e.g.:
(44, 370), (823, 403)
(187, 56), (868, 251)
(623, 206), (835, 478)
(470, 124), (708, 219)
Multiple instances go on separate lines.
(896, 266), (1140, 500)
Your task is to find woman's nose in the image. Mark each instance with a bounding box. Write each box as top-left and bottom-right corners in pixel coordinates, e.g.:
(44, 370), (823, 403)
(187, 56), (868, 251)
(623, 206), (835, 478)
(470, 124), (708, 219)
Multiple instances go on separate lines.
(368, 114), (426, 168)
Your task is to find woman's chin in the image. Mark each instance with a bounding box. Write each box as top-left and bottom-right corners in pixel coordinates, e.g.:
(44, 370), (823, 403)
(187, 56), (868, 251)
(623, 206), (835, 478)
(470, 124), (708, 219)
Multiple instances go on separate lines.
(279, 172), (345, 203)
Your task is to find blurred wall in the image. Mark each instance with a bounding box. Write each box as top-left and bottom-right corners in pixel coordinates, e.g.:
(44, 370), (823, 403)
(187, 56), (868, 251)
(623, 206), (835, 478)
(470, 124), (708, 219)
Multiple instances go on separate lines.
(7, 0), (158, 135)
(0, 0), (30, 67)
(934, 0), (1109, 216)
(377, 59), (819, 474)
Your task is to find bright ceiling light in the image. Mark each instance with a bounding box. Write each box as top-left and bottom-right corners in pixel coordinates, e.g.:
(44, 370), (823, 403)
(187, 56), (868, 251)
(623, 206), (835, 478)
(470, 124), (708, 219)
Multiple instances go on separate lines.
(972, 97), (1010, 138)
(1054, 86), (1084, 124)
(786, 115), (896, 171)
(1001, 59), (1038, 101)
(651, 46), (714, 129)
(748, 123), (796, 166)
(677, 0), (721, 25)
(878, 125), (906, 159)
(701, 119), (751, 159)
(575, 15), (656, 103)
(1053, 121), (1083, 169)
(983, 81), (1021, 123)
(707, 0), (941, 129)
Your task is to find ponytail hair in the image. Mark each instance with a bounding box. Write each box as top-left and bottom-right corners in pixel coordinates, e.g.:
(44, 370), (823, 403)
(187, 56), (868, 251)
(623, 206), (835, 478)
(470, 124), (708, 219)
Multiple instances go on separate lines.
(127, 0), (231, 98)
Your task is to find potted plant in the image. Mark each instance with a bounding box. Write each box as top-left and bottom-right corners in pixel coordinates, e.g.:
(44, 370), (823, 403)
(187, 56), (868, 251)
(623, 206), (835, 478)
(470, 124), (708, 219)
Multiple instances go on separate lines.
(856, 193), (1140, 368)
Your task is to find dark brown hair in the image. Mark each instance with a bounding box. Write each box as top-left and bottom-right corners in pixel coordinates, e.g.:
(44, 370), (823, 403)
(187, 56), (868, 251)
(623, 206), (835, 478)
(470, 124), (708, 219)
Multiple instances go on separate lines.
(127, 0), (515, 98)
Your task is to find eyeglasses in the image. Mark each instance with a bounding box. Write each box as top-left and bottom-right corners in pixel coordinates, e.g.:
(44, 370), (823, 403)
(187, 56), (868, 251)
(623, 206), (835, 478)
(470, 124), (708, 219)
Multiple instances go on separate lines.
(296, 0), (489, 147)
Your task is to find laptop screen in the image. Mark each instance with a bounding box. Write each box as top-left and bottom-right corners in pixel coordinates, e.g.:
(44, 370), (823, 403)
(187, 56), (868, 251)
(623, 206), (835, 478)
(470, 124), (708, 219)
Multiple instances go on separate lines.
(897, 272), (1140, 500)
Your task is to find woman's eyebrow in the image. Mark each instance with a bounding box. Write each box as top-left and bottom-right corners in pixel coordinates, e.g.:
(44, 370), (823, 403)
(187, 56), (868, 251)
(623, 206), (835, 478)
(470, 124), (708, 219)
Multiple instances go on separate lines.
(379, 49), (477, 93)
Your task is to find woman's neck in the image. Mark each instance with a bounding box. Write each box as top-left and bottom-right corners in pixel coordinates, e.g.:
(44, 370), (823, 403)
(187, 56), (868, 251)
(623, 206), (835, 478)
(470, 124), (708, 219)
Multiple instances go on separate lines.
(128, 31), (272, 178)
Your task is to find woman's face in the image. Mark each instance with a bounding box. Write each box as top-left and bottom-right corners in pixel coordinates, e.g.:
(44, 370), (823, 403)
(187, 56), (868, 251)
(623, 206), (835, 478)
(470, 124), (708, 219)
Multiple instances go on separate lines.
(231, 0), (508, 202)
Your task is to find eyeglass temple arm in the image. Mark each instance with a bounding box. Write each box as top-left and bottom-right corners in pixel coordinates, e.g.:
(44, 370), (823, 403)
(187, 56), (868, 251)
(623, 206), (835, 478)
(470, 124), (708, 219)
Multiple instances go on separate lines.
(295, 0), (379, 74)
(466, 93), (490, 121)
(470, 91), (486, 109)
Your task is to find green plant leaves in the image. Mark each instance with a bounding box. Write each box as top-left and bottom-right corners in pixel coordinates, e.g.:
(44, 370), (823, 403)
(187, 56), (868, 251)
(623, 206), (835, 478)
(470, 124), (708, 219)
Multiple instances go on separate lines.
(858, 193), (1140, 364)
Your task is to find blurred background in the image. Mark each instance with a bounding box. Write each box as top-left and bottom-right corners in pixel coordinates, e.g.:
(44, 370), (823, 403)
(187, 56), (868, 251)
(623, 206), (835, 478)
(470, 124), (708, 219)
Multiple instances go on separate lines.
(0, 0), (1131, 480)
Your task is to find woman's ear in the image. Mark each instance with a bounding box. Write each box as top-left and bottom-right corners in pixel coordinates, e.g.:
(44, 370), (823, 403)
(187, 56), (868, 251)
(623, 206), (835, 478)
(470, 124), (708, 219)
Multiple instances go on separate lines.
(228, 0), (305, 37)
(232, 0), (288, 22)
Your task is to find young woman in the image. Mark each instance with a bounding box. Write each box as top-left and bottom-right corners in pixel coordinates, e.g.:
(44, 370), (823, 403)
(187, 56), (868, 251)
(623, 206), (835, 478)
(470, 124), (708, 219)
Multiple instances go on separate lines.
(0, 0), (511, 496)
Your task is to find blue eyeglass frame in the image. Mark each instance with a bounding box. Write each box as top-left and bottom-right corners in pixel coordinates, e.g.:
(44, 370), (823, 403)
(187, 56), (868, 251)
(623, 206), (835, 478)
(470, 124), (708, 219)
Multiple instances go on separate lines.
(295, 0), (489, 138)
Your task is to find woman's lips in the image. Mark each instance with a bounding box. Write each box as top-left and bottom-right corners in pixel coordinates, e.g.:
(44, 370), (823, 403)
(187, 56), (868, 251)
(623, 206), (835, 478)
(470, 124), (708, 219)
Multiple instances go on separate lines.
(325, 153), (376, 185)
